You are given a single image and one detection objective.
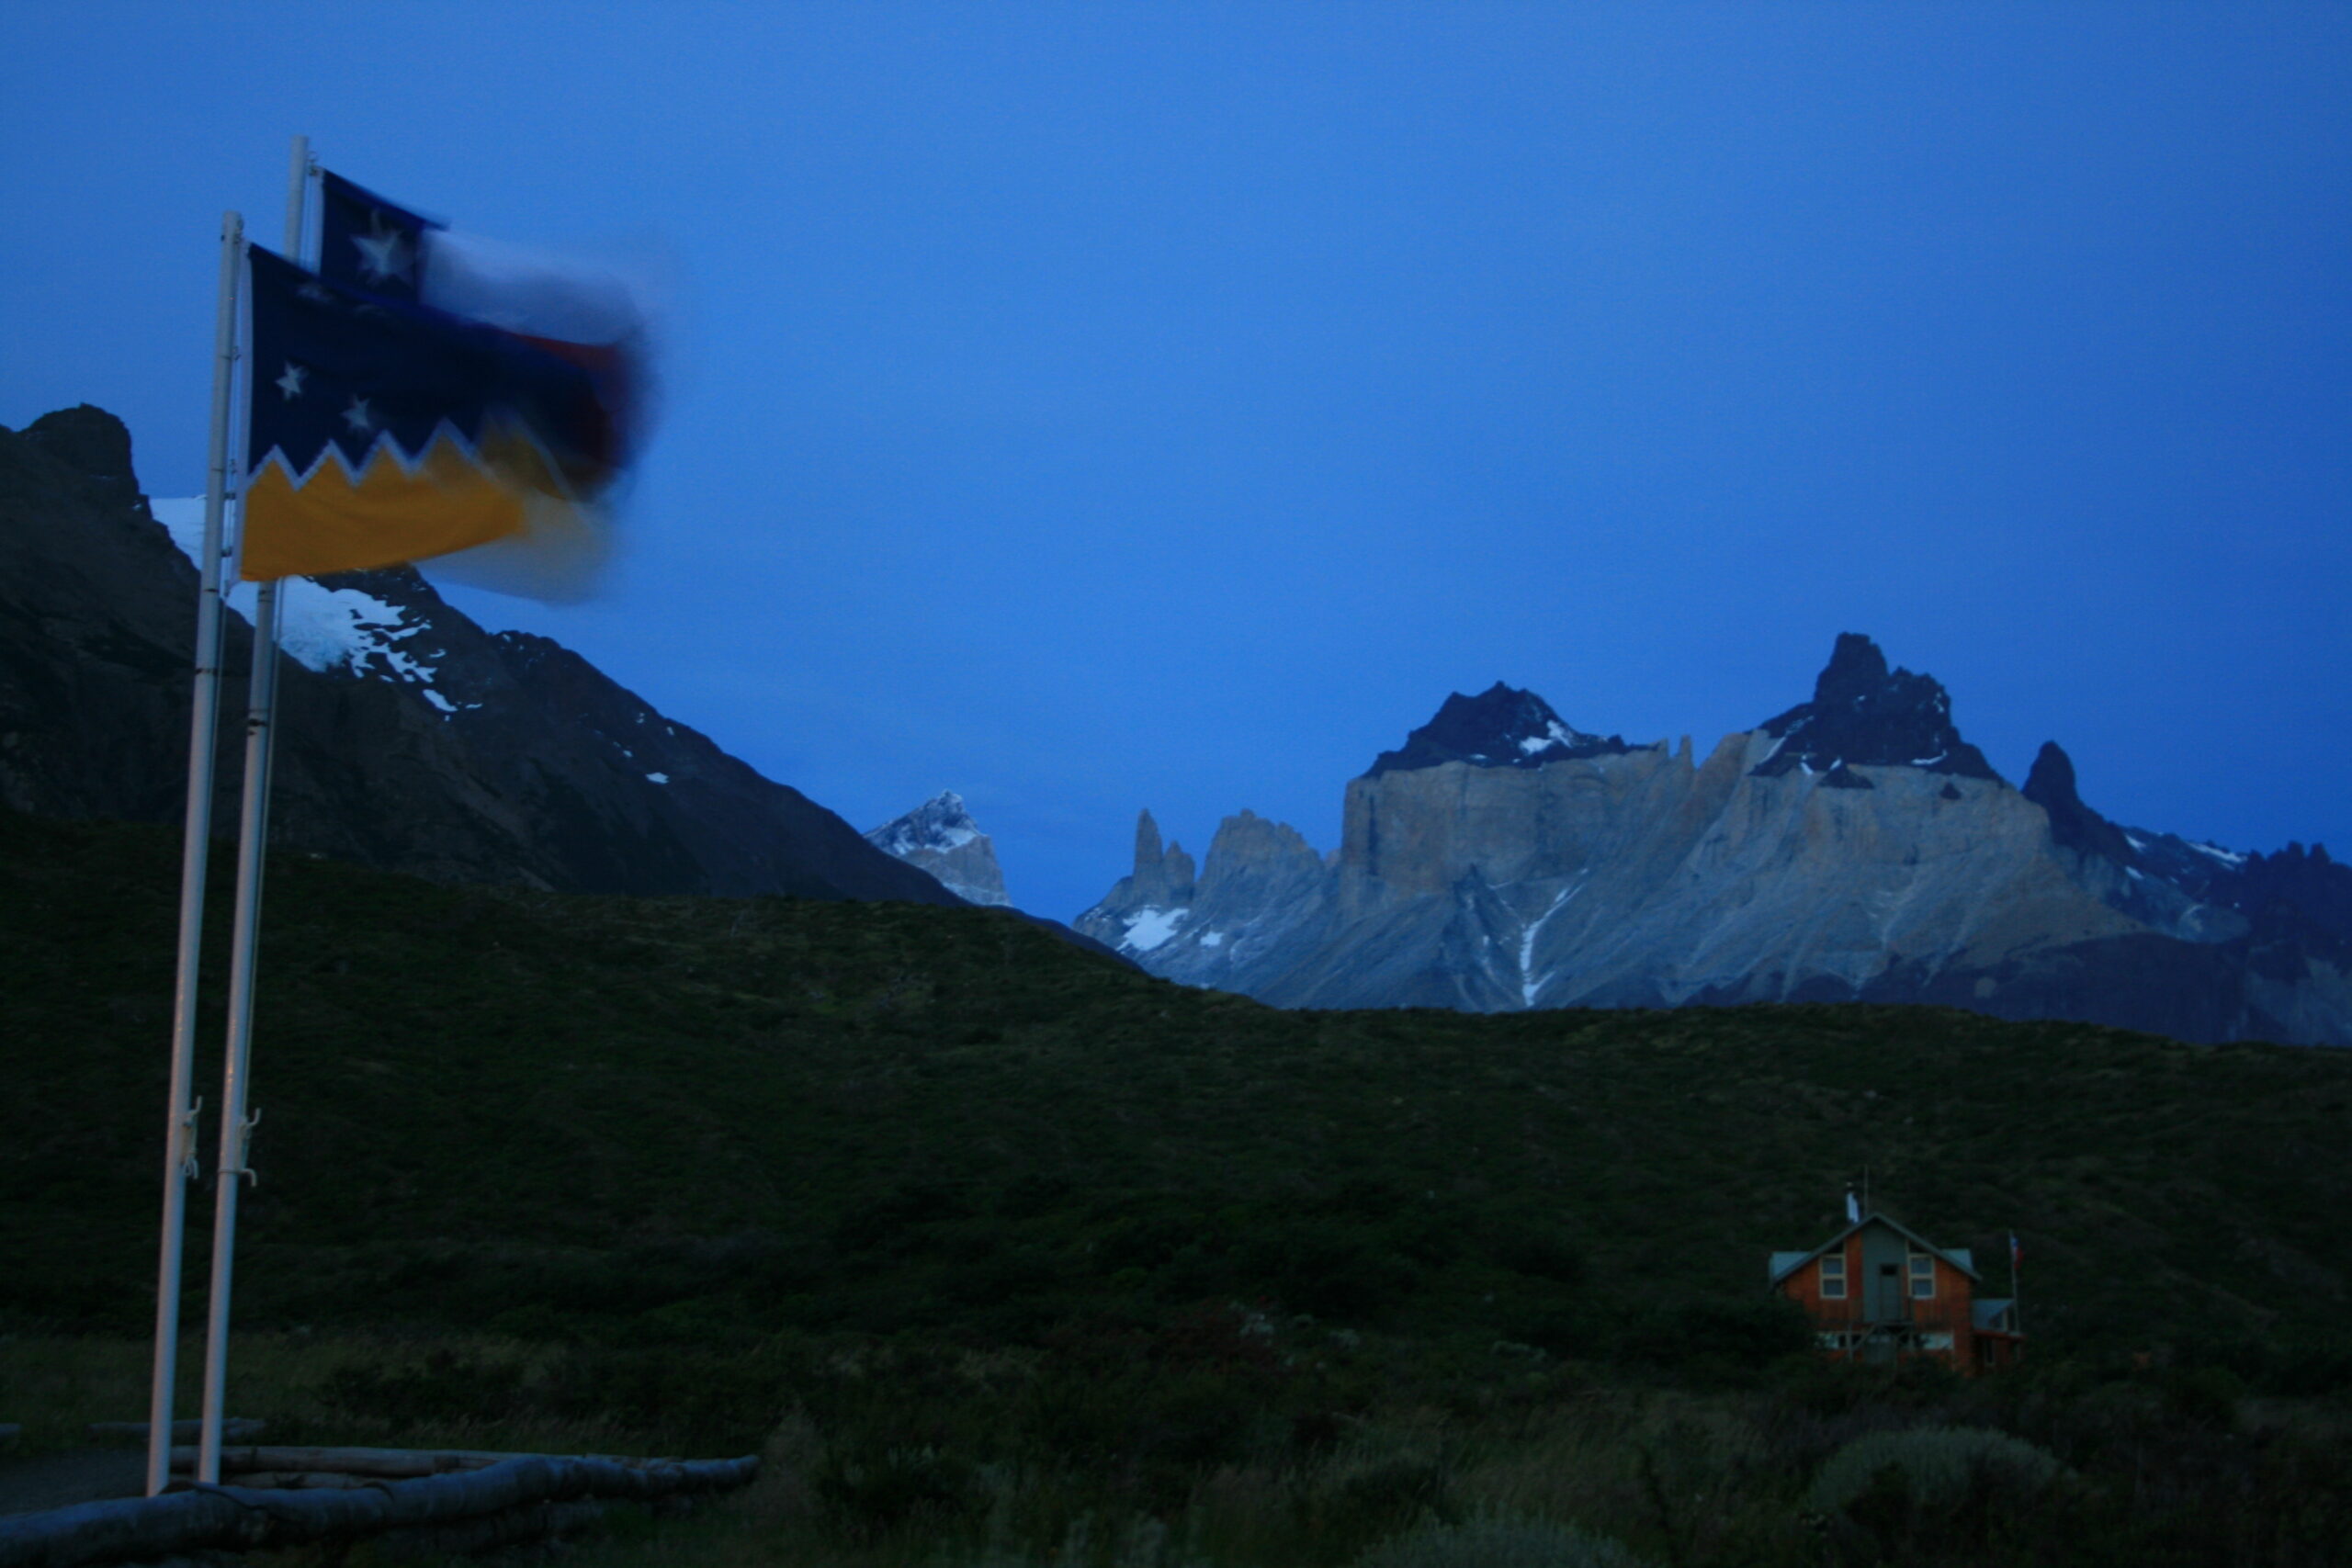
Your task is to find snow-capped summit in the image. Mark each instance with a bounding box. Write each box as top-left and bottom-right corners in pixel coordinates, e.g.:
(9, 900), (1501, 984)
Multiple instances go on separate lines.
(1364, 682), (1633, 777)
(865, 791), (1011, 907)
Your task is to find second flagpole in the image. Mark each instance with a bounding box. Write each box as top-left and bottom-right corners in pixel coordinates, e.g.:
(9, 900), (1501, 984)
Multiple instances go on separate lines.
(194, 131), (311, 1487)
(141, 205), (244, 1499)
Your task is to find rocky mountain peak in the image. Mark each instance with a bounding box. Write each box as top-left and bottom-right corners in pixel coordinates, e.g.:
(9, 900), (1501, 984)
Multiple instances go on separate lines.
(865, 790), (1009, 906)
(20, 404), (138, 492)
(1365, 682), (1632, 777)
(1078, 630), (2352, 1043)
(1751, 633), (2000, 785)
(1200, 808), (1322, 894)
(2023, 740), (2138, 864)
(866, 790), (980, 856)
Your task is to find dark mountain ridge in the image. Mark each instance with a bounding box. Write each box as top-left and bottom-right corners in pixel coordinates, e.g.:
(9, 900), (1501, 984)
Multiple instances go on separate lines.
(0, 403), (957, 905)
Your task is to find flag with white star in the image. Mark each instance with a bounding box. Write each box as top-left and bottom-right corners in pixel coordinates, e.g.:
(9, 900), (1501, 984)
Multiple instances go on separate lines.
(241, 243), (608, 581)
(319, 171), (439, 305)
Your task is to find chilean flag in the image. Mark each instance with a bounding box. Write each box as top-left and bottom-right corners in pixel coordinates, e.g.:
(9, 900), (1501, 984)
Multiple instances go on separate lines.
(240, 171), (649, 600)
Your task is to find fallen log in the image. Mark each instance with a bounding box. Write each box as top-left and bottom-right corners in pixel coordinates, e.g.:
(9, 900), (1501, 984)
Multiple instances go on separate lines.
(164, 1444), (704, 1479)
(0, 1452), (759, 1568)
(165, 1447), (511, 1480)
(187, 1472), (379, 1492)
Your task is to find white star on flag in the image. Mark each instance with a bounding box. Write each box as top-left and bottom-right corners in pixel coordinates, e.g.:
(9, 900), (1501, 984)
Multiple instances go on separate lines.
(276, 363), (307, 400)
(352, 222), (414, 287)
(342, 396), (375, 434)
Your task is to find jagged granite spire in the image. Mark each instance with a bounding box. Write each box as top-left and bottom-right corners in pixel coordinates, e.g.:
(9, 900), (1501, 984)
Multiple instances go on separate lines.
(1127, 807), (1196, 907)
(1750, 633), (1999, 787)
(1071, 808), (1198, 956)
(1366, 682), (1632, 777)
(2023, 741), (2138, 864)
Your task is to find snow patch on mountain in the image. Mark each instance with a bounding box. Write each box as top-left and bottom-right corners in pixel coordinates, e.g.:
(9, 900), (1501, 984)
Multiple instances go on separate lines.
(1517, 881), (1583, 1007)
(152, 497), (446, 686)
(1519, 720), (1586, 755)
(1120, 906), (1187, 953)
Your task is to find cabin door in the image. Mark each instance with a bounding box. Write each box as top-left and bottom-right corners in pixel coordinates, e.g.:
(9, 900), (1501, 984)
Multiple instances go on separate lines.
(1861, 1226), (1906, 1322)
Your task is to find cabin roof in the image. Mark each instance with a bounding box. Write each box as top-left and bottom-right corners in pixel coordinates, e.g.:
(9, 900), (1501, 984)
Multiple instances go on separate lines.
(1766, 1211), (1984, 1287)
(1972, 1297), (2018, 1331)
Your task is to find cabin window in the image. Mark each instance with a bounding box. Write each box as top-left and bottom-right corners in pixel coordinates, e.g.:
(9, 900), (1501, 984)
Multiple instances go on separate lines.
(1820, 1255), (1847, 1299)
(1908, 1251), (1936, 1299)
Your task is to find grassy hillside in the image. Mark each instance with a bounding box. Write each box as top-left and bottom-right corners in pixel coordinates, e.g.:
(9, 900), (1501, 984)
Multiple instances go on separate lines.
(7, 805), (2352, 1566)
(6, 803), (2347, 1359)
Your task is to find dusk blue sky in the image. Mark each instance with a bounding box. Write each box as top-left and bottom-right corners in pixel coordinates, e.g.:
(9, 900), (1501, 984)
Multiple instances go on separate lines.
(5, 4), (2347, 920)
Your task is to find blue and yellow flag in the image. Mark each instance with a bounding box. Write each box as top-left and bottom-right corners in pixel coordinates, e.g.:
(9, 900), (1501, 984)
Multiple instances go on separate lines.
(241, 244), (607, 582)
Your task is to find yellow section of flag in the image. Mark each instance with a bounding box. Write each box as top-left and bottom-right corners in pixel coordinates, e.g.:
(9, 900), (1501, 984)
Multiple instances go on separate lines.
(238, 426), (567, 581)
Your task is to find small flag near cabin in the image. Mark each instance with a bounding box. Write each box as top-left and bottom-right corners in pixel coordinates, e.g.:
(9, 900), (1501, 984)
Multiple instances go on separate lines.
(2010, 1232), (2022, 1272)
(241, 243), (611, 582)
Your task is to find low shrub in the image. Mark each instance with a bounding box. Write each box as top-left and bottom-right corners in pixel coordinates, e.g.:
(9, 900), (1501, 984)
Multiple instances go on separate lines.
(2161, 1364), (2245, 1429)
(1618, 1298), (1815, 1384)
(323, 1347), (527, 1426)
(1808, 1423), (2063, 1517)
(811, 1440), (982, 1540)
(1352, 1514), (1650, 1568)
(1487, 1226), (1588, 1286)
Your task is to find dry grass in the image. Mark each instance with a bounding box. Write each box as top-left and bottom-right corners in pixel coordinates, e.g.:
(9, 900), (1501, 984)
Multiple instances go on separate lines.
(0, 1333), (666, 1461)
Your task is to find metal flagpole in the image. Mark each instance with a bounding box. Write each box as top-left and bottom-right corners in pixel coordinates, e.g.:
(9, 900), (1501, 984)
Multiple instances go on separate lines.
(196, 134), (310, 1486)
(143, 208), (246, 1499)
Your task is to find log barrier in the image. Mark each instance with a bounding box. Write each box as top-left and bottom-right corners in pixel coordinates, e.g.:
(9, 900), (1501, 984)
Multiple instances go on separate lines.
(0, 1450), (759, 1568)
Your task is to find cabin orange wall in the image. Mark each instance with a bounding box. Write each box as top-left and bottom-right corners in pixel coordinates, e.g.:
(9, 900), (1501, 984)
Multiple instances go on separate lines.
(1921, 1255), (1975, 1366)
(1774, 1240), (1983, 1371)
(1778, 1234), (1863, 1316)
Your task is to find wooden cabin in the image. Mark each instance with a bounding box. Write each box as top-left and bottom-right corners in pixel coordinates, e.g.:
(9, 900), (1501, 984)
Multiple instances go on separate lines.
(1769, 1211), (2023, 1374)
